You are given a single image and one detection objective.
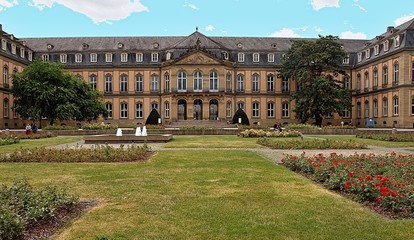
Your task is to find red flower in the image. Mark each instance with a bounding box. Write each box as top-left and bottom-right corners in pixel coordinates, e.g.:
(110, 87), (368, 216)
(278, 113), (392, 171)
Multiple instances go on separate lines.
(377, 197), (382, 203)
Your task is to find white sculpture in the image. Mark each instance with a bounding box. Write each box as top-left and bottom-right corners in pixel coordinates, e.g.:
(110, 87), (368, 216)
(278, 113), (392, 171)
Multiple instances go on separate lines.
(135, 126), (142, 136)
(116, 128), (122, 136)
(142, 126), (147, 136)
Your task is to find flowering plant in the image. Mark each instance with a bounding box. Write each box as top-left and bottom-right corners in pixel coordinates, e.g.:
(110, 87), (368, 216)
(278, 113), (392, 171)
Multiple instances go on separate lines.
(239, 129), (301, 138)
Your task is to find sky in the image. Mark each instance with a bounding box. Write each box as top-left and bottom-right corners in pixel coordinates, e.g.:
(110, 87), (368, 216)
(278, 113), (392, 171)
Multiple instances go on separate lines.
(0, 0), (414, 40)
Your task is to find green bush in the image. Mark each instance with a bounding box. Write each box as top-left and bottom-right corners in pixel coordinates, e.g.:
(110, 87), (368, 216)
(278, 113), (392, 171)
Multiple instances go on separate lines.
(239, 129), (302, 138)
(145, 109), (161, 125)
(232, 108), (249, 125)
(43, 125), (78, 130)
(257, 138), (367, 149)
(82, 122), (117, 130)
(285, 123), (320, 130)
(356, 132), (414, 142)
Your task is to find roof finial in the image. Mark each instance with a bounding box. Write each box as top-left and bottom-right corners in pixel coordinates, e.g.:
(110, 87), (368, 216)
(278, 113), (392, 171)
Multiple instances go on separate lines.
(196, 26), (198, 32)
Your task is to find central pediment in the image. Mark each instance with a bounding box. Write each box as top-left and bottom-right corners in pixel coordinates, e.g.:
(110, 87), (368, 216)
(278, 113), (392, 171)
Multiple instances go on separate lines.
(174, 50), (223, 65)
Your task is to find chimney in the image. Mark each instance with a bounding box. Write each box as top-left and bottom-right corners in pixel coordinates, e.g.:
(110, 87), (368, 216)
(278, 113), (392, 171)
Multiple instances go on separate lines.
(387, 26), (395, 32)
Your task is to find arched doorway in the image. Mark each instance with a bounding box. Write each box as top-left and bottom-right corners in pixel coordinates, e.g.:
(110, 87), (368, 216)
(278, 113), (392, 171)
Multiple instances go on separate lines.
(193, 99), (203, 120)
(178, 99), (187, 120)
(209, 99), (219, 120)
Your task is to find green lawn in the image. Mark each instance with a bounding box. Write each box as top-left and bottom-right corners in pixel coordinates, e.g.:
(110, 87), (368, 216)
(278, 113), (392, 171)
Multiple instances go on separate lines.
(165, 135), (261, 148)
(0, 150), (413, 239)
(310, 135), (414, 148)
(0, 136), (82, 154)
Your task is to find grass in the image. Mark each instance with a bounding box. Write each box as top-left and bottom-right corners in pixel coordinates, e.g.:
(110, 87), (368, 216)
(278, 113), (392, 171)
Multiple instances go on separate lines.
(310, 135), (414, 148)
(0, 136), (82, 154)
(164, 135), (261, 148)
(1, 150), (414, 239)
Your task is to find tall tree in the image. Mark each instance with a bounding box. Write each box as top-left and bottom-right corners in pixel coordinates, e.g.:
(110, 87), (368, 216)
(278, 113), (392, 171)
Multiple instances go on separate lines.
(12, 60), (106, 126)
(280, 35), (353, 126)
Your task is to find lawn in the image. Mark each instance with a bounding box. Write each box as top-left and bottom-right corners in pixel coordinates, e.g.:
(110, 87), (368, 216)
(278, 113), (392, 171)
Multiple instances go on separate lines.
(310, 135), (414, 148)
(0, 136), (82, 154)
(164, 135), (261, 148)
(1, 150), (413, 239)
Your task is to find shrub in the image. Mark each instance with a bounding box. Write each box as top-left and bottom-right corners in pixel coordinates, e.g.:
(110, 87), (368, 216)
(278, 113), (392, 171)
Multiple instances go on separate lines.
(357, 132), (414, 142)
(82, 122), (117, 130)
(43, 125), (78, 130)
(285, 123), (320, 130)
(239, 129), (302, 138)
(323, 125), (356, 129)
(232, 108), (250, 125)
(145, 109), (161, 125)
(257, 138), (367, 149)
(0, 136), (19, 146)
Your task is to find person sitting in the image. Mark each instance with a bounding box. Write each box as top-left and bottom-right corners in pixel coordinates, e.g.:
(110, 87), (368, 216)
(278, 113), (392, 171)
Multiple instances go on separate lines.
(25, 124), (32, 135)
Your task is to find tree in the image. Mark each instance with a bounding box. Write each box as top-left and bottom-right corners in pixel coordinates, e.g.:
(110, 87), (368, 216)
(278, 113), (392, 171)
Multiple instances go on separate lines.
(232, 108), (250, 125)
(12, 60), (106, 126)
(145, 108), (161, 125)
(279, 35), (353, 127)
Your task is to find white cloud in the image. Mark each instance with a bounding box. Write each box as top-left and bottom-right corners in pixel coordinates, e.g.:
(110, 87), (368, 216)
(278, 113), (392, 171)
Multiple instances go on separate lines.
(0, 0), (18, 11)
(184, 3), (199, 10)
(314, 26), (324, 33)
(341, 31), (367, 39)
(394, 15), (414, 26)
(353, 3), (366, 12)
(270, 28), (302, 38)
(28, 0), (148, 24)
(205, 25), (215, 32)
(310, 0), (339, 11)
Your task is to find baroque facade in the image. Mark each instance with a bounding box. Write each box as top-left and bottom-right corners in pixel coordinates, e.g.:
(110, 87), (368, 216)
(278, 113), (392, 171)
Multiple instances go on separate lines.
(1, 19), (414, 128)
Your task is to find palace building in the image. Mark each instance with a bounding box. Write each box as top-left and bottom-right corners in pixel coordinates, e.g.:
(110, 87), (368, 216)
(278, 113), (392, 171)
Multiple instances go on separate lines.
(1, 19), (414, 128)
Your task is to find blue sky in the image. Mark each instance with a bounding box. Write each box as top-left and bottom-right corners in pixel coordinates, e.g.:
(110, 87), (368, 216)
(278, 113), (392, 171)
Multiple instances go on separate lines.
(0, 0), (413, 40)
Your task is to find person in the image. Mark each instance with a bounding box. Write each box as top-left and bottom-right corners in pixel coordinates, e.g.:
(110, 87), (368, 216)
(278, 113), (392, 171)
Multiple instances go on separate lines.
(32, 123), (38, 133)
(25, 124), (32, 135)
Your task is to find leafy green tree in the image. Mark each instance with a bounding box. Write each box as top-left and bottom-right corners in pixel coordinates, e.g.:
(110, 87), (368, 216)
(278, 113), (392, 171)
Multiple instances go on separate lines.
(12, 60), (106, 126)
(280, 35), (352, 127)
(232, 108), (250, 125)
(145, 108), (161, 125)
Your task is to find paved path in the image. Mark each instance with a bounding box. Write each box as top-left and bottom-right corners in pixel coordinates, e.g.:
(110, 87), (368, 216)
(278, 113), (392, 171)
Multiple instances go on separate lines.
(52, 140), (414, 163)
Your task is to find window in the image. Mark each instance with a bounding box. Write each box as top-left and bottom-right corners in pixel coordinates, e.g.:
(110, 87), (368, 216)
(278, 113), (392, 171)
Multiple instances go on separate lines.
(357, 102), (361, 118)
(326, 112), (333, 119)
(106, 103), (113, 118)
(412, 62), (414, 83)
(165, 102), (170, 118)
(237, 74), (244, 92)
(89, 74), (97, 91)
(356, 74), (361, 91)
(382, 66), (388, 86)
(364, 72), (369, 90)
(357, 52), (362, 62)
(373, 100), (378, 117)
(60, 54), (67, 63)
(166, 52), (172, 60)
(268, 53), (275, 63)
(193, 71), (203, 91)
(135, 74), (143, 92)
(382, 98), (388, 117)
(151, 52), (158, 62)
(364, 101), (370, 118)
(267, 74), (275, 92)
(209, 71), (218, 91)
(164, 73), (170, 92)
(393, 96), (399, 116)
(177, 71), (187, 91)
(28, 51), (32, 61)
(282, 102), (289, 118)
(11, 44), (16, 54)
(42, 54), (49, 61)
(151, 102), (158, 110)
(1, 39), (6, 50)
(373, 69), (378, 89)
(282, 76), (289, 92)
(344, 77), (351, 89)
(238, 53), (245, 62)
(120, 74), (128, 92)
(226, 74), (232, 91)
(105, 53), (112, 62)
(135, 103), (143, 118)
(90, 53), (97, 63)
(412, 96), (414, 115)
(253, 53), (260, 62)
(121, 53), (128, 63)
(151, 75), (159, 92)
(20, 48), (25, 58)
(120, 102), (128, 118)
(252, 74), (260, 92)
(394, 35), (400, 48)
(343, 56), (349, 64)
(237, 102), (245, 110)
(267, 102), (274, 118)
(226, 101), (232, 117)
(393, 63), (399, 85)
(252, 102), (260, 117)
(342, 108), (351, 118)
(384, 40), (389, 52)
(136, 53), (143, 62)
(374, 45), (379, 55)
(75, 53), (82, 63)
(105, 74), (113, 92)
(3, 65), (8, 85)
(365, 49), (370, 59)
(3, 99), (8, 118)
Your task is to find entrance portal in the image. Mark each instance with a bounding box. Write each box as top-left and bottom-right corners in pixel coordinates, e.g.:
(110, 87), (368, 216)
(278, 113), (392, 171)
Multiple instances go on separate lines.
(209, 99), (219, 120)
(178, 99), (187, 120)
(193, 99), (203, 120)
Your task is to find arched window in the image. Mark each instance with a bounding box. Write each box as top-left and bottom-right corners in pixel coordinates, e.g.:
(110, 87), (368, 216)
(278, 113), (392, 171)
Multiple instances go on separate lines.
(3, 98), (9, 118)
(382, 65), (388, 86)
(89, 74), (97, 91)
(135, 74), (143, 92)
(3, 65), (8, 85)
(393, 96), (399, 116)
(209, 71), (218, 91)
(226, 73), (232, 91)
(373, 99), (378, 117)
(382, 97), (388, 117)
(193, 71), (203, 91)
(364, 100), (370, 118)
(364, 71), (369, 91)
(356, 73), (361, 91)
(226, 101), (232, 117)
(373, 68), (378, 89)
(237, 74), (244, 92)
(164, 101), (170, 118)
(150, 75), (159, 92)
(356, 102), (361, 118)
(267, 74), (275, 92)
(120, 74), (128, 92)
(104, 74), (113, 92)
(252, 73), (260, 92)
(393, 62), (399, 85)
(177, 71), (187, 91)
(164, 73), (170, 92)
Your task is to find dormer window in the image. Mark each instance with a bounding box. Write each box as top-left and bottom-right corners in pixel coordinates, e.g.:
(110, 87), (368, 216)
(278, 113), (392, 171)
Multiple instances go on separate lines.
(394, 35), (400, 48)
(166, 52), (172, 61)
(20, 48), (25, 58)
(90, 53), (97, 63)
(136, 52), (143, 62)
(374, 45), (379, 55)
(357, 52), (362, 62)
(60, 54), (67, 63)
(121, 52), (128, 63)
(238, 52), (245, 62)
(384, 40), (389, 52)
(11, 44), (16, 54)
(28, 51), (32, 61)
(1, 39), (6, 50)
(253, 53), (260, 63)
(223, 51), (229, 60)
(41, 54), (49, 61)
(105, 53), (113, 63)
(365, 49), (370, 59)
(151, 52), (158, 62)
(268, 53), (275, 63)
(75, 53), (82, 63)
(343, 56), (349, 64)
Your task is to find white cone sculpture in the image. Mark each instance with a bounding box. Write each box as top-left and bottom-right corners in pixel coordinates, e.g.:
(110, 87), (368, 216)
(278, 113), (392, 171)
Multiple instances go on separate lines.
(135, 126), (142, 136)
(142, 126), (148, 136)
(116, 128), (123, 136)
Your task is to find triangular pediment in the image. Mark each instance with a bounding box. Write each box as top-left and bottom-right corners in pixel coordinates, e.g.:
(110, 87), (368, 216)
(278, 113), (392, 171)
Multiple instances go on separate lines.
(174, 50), (223, 65)
(169, 31), (227, 50)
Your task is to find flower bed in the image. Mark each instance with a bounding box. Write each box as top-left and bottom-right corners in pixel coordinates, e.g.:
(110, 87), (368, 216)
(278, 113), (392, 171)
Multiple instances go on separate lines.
(258, 138), (367, 149)
(6, 132), (55, 140)
(281, 152), (414, 218)
(357, 132), (414, 142)
(239, 129), (302, 138)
